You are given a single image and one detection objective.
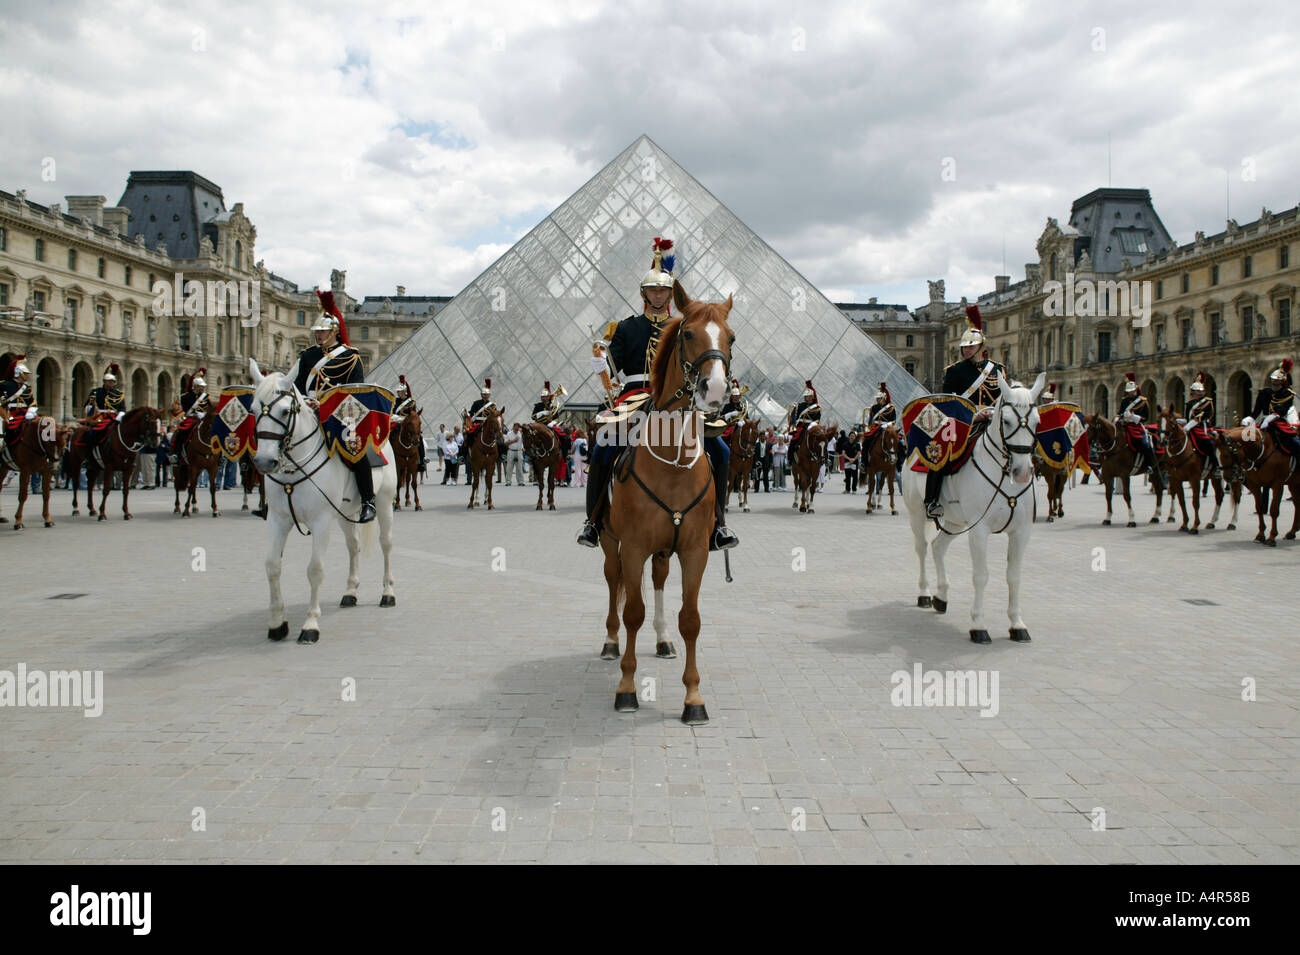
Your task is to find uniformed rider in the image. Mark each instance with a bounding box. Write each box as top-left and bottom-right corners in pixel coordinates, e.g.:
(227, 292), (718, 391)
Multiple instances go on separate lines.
(83, 364), (126, 457)
(786, 380), (822, 461)
(288, 306), (376, 523)
(924, 307), (1007, 518)
(1246, 359), (1300, 458)
(577, 237), (738, 551)
(1114, 372), (1163, 490)
(169, 369), (211, 464)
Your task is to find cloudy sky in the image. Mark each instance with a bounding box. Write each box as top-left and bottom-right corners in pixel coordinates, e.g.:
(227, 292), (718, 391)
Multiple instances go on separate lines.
(2, 0), (1296, 310)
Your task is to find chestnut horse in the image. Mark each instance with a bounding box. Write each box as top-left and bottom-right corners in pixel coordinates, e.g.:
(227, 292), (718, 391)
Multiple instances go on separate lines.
(725, 418), (758, 513)
(1032, 454), (1067, 521)
(1215, 425), (1299, 545)
(0, 413), (67, 529)
(1083, 414), (1165, 527)
(173, 415), (222, 517)
(392, 407), (423, 511)
(67, 407), (162, 520)
(1156, 407), (1235, 534)
(465, 406), (505, 509)
(863, 424), (900, 515)
(791, 424), (833, 513)
(599, 280), (733, 725)
(522, 421), (563, 511)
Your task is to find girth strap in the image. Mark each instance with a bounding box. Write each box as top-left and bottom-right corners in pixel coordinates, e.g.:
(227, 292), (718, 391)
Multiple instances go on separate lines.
(621, 444), (713, 555)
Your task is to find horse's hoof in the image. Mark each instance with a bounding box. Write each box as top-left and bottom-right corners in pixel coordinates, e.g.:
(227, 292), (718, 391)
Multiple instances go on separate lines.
(72, 510), (79, 516)
(681, 704), (709, 725)
(12, 523), (22, 531)
(1167, 517), (1175, 523)
(1190, 528), (1199, 535)
(917, 596), (932, 608)
(241, 504), (249, 511)
(615, 692), (639, 713)
(173, 508), (180, 515)
(655, 641), (677, 659)
(549, 504), (556, 511)
(1178, 526), (1188, 533)
(297, 629), (320, 644)
(415, 505), (422, 511)
(268, 622), (289, 642)
(1265, 539), (1277, 548)
(891, 509), (897, 516)
(44, 522), (53, 528)
(600, 642), (619, 661)
(536, 504), (542, 511)
(379, 595), (396, 608)
(340, 595), (358, 608)
(467, 503), (473, 509)
(932, 598), (947, 614)
(1286, 532), (1297, 541)
(1009, 628), (1032, 643)
(799, 506), (806, 513)
(1149, 517), (1159, 524)
(969, 630), (992, 645)
(212, 511), (219, 518)
(1255, 534), (1265, 543)
(1102, 519), (1111, 525)
(97, 514), (106, 522)
(1227, 524), (1236, 531)
(1206, 523), (1215, 529)
(1126, 521), (1137, 528)
(807, 507), (814, 514)
(1045, 516), (1053, 523)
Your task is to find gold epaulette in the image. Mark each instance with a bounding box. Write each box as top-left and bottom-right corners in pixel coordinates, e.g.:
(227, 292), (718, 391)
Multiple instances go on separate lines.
(602, 320), (619, 342)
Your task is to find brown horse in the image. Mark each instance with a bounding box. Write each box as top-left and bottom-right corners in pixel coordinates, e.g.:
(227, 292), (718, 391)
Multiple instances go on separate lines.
(725, 418), (758, 513)
(465, 405), (505, 509)
(791, 424), (834, 513)
(1032, 454), (1067, 521)
(863, 424), (900, 515)
(599, 280), (733, 725)
(1156, 406), (1235, 534)
(67, 406), (162, 521)
(1083, 414), (1165, 527)
(173, 415), (222, 517)
(521, 421), (563, 511)
(392, 407), (424, 511)
(1215, 425), (1300, 545)
(0, 414), (67, 529)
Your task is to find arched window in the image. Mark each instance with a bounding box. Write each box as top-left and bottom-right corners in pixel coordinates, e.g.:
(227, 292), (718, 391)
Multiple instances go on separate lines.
(234, 239), (242, 269)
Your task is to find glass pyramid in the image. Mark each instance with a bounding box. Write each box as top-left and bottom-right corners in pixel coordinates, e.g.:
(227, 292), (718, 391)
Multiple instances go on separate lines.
(372, 135), (922, 433)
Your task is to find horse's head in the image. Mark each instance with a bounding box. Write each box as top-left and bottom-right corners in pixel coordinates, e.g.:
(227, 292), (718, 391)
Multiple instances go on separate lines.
(651, 280), (734, 415)
(994, 372), (1045, 485)
(249, 360), (303, 474)
(405, 407), (423, 437)
(124, 406), (162, 450)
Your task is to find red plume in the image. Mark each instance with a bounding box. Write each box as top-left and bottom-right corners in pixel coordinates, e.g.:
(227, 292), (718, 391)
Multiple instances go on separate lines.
(653, 237), (673, 253)
(484, 378), (491, 389)
(965, 305), (983, 331)
(1284, 359), (1294, 374)
(1126, 372), (1136, 383)
(316, 289), (349, 346)
(110, 363), (121, 377)
(197, 366), (207, 377)
(543, 380), (551, 391)
(880, 381), (892, 404)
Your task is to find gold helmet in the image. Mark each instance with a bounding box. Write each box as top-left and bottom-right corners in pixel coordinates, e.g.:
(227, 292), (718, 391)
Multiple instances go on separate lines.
(958, 305), (985, 348)
(1190, 370), (1206, 394)
(639, 237), (675, 290)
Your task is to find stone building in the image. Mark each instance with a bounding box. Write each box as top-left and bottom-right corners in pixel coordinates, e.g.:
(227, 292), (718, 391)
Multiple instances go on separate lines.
(940, 188), (1299, 425)
(0, 172), (441, 422)
(837, 280), (950, 396)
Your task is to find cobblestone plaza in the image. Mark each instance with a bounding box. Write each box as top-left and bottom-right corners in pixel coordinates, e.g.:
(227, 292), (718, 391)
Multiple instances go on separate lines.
(1, 477), (1296, 864)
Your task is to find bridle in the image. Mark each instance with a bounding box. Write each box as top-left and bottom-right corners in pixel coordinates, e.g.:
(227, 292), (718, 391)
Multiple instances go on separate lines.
(524, 422), (558, 460)
(393, 414), (422, 454)
(645, 313), (732, 469)
(15, 415), (60, 464)
(111, 409), (155, 456)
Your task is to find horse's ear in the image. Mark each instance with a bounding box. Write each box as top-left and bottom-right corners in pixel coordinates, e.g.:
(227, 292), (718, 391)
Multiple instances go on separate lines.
(997, 372), (1011, 396)
(672, 279), (690, 314)
(249, 358), (263, 385)
(724, 293), (734, 316)
(1030, 372), (1047, 400)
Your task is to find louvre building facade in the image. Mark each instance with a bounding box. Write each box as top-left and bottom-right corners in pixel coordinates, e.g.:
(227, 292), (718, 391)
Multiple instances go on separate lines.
(373, 136), (921, 430)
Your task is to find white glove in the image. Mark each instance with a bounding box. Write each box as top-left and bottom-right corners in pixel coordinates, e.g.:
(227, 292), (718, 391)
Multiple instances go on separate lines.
(115, 411), (125, 421)
(1260, 413), (1278, 430)
(590, 355), (608, 374)
(974, 407), (994, 422)
(25, 407), (38, 420)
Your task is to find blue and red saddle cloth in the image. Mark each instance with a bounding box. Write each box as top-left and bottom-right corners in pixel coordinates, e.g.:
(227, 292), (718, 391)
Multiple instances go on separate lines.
(207, 384), (394, 464)
(902, 396), (1091, 474)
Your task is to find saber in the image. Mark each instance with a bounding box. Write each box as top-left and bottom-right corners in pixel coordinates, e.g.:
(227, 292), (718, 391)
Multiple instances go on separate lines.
(723, 549), (733, 583)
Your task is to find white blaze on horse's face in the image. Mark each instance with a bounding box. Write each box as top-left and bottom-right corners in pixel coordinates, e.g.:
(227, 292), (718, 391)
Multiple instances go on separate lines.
(695, 318), (729, 412)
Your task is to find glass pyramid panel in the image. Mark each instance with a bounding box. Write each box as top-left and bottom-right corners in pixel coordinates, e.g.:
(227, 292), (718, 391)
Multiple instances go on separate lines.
(372, 135), (922, 432)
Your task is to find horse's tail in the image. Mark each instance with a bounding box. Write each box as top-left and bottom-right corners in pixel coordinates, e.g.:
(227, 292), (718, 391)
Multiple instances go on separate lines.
(361, 518), (377, 558)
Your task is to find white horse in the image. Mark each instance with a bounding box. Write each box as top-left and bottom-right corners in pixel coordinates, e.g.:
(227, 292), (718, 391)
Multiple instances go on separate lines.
(902, 372), (1045, 644)
(248, 359), (397, 644)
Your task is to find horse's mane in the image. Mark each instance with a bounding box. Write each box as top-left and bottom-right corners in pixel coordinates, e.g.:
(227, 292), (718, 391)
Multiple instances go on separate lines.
(650, 316), (684, 404)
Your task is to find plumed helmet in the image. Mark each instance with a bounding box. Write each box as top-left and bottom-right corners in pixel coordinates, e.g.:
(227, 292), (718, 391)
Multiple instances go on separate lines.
(541, 380), (551, 397)
(639, 237), (676, 290)
(481, 378), (491, 394)
(959, 305), (985, 348)
(1124, 372), (1138, 393)
(1043, 381), (1057, 400)
(1190, 370), (1206, 393)
(103, 363), (120, 382)
(191, 367), (207, 389)
(398, 374), (410, 395)
(311, 312), (338, 333)
(9, 354), (29, 378)
(875, 381), (887, 401)
(730, 379), (740, 396)
(14, 362), (29, 376)
(803, 379), (816, 400)
(1270, 358), (1293, 383)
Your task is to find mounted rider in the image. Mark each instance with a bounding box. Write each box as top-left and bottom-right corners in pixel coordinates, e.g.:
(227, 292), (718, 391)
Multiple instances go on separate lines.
(531, 381), (572, 459)
(392, 375), (426, 471)
(787, 380), (822, 459)
(1, 354), (35, 458)
(462, 378), (497, 456)
(924, 306), (1006, 519)
(577, 236), (738, 552)
(1245, 358), (1300, 459)
(287, 291), (376, 523)
(82, 363), (126, 459)
(862, 380), (897, 461)
(169, 368), (211, 465)
(1039, 381), (1057, 405)
(1115, 371), (1163, 490)
(1182, 370), (1219, 470)
(720, 379), (746, 437)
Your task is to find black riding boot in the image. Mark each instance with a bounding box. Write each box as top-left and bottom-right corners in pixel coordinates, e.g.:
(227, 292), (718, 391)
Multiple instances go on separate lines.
(706, 437), (738, 551)
(350, 459), (376, 523)
(924, 469), (944, 518)
(577, 451), (612, 547)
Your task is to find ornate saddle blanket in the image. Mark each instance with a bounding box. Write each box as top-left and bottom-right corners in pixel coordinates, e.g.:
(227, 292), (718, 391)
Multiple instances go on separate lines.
(1270, 421), (1298, 455)
(1035, 403), (1089, 472)
(317, 384), (394, 464)
(1189, 425), (1217, 459)
(903, 394), (977, 473)
(1123, 423), (1164, 455)
(209, 387), (257, 462)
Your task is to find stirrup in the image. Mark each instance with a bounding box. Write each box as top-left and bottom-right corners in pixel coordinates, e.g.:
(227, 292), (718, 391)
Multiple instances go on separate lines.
(576, 521), (599, 548)
(357, 501), (376, 524)
(925, 500), (944, 519)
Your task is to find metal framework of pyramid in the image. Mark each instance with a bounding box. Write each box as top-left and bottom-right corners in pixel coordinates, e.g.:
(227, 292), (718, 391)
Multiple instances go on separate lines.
(372, 135), (921, 432)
